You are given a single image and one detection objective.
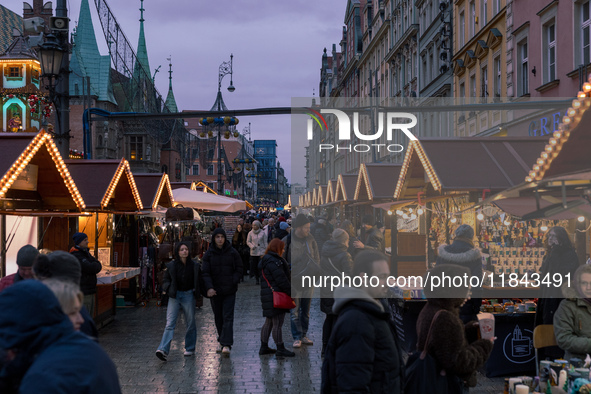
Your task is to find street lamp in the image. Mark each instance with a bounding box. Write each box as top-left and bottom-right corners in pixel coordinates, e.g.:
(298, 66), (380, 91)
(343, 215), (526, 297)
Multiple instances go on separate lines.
(219, 54), (235, 94)
(39, 34), (64, 82)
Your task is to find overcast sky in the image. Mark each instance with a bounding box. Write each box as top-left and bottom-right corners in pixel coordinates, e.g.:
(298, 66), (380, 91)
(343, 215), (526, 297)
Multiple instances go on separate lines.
(3, 0), (347, 184)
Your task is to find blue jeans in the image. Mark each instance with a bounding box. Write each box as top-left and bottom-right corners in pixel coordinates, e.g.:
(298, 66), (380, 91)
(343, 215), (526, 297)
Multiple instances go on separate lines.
(157, 290), (196, 354)
(290, 288), (313, 340)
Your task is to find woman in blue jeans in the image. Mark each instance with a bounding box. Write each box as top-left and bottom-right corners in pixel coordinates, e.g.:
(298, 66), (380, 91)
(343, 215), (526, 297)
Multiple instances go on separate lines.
(156, 242), (200, 361)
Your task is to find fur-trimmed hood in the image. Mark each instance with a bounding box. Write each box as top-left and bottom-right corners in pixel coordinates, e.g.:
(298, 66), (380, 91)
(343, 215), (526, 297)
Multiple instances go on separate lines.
(437, 242), (481, 264)
(332, 286), (384, 314)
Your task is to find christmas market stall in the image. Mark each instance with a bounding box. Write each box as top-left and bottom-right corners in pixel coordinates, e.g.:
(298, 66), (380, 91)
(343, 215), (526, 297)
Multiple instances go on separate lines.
(0, 130), (85, 277)
(66, 158), (143, 327)
(333, 173), (358, 223)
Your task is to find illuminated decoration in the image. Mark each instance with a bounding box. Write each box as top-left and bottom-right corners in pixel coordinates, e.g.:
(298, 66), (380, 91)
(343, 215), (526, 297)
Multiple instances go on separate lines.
(0, 129), (85, 209)
(153, 174), (174, 210)
(195, 181), (218, 194)
(354, 163), (373, 201)
(317, 186), (326, 205)
(325, 180), (336, 204)
(335, 175), (347, 202)
(245, 200), (253, 209)
(394, 140), (442, 199)
(578, 216), (585, 222)
(100, 158), (143, 210)
(312, 188), (318, 206)
(69, 149), (84, 159)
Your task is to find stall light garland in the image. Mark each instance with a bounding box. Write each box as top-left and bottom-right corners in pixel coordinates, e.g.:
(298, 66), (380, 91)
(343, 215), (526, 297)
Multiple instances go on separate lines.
(354, 164), (373, 201)
(152, 174), (173, 210)
(394, 140), (442, 199)
(101, 159), (143, 210)
(526, 88), (591, 182)
(0, 130), (85, 209)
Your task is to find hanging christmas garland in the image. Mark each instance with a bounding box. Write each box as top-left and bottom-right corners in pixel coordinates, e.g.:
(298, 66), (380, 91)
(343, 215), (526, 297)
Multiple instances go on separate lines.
(27, 94), (53, 119)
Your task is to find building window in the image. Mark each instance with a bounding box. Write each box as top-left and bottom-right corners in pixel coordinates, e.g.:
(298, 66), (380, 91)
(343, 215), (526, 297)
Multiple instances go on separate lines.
(207, 164), (214, 175)
(192, 164), (199, 175)
(481, 65), (488, 97)
(469, 1), (476, 37)
(582, 1), (591, 65)
(207, 182), (214, 190)
(494, 56), (502, 97)
(481, 0), (488, 26)
(493, 0), (501, 15)
(130, 136), (143, 161)
(459, 12), (465, 47)
(543, 22), (556, 83)
(470, 74), (476, 97)
(9, 67), (20, 78)
(517, 42), (528, 96)
(459, 82), (466, 103)
(192, 148), (199, 159)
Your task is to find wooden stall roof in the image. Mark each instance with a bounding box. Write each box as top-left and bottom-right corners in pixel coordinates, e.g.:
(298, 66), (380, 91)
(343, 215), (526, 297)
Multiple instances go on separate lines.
(133, 173), (174, 210)
(325, 180), (337, 204)
(335, 174), (358, 202)
(66, 158), (143, 212)
(527, 97), (591, 181)
(170, 181), (196, 190)
(0, 130), (85, 211)
(354, 163), (402, 201)
(195, 181), (218, 194)
(394, 138), (548, 200)
(317, 185), (327, 206)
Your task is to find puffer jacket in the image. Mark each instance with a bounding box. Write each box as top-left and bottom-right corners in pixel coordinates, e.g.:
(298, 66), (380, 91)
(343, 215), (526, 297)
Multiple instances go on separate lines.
(320, 240), (353, 314)
(321, 286), (404, 394)
(536, 244), (580, 326)
(416, 297), (493, 387)
(553, 264), (591, 361)
(161, 259), (200, 299)
(259, 251), (291, 317)
(247, 229), (267, 257)
(201, 240), (243, 296)
(436, 240), (483, 318)
(70, 246), (103, 295)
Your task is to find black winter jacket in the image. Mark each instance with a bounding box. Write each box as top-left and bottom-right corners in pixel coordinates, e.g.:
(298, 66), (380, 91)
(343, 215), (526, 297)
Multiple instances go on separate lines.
(535, 244), (580, 326)
(259, 251), (291, 317)
(320, 240), (353, 314)
(70, 246), (103, 295)
(322, 286), (404, 394)
(364, 226), (385, 253)
(201, 241), (243, 296)
(435, 239), (483, 319)
(274, 229), (289, 241)
(161, 258), (200, 299)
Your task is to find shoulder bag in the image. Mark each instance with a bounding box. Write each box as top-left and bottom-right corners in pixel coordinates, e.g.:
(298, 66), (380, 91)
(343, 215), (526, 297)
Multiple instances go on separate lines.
(262, 267), (295, 310)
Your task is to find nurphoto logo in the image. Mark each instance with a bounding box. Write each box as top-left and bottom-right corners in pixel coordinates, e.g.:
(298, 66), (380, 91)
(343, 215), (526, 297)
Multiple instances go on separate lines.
(306, 108), (418, 153)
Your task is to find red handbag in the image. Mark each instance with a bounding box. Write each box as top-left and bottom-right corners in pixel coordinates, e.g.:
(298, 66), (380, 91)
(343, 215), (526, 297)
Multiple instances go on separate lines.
(262, 270), (295, 310)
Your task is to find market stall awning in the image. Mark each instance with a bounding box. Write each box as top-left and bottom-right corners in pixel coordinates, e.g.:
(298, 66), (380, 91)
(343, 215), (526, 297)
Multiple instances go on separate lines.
(354, 163), (402, 201)
(194, 181), (218, 194)
(334, 174), (358, 202)
(172, 188), (246, 212)
(492, 196), (591, 220)
(133, 173), (174, 210)
(394, 137), (548, 200)
(66, 158), (143, 212)
(0, 130), (85, 212)
(527, 96), (591, 181)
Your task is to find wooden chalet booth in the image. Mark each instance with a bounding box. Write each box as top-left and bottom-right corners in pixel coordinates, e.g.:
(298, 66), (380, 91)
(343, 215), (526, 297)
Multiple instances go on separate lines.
(195, 181), (218, 194)
(333, 174), (358, 225)
(0, 130), (85, 276)
(130, 173), (175, 304)
(170, 181), (196, 191)
(66, 158), (143, 327)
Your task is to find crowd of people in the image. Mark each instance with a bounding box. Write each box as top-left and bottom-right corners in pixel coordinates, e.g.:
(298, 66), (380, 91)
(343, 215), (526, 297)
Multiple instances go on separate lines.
(2, 212), (590, 393)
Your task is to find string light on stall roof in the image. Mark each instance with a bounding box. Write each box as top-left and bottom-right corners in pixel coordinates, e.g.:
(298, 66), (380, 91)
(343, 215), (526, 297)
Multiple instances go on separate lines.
(396, 209), (403, 215)
(578, 216), (586, 222)
(387, 210), (393, 215)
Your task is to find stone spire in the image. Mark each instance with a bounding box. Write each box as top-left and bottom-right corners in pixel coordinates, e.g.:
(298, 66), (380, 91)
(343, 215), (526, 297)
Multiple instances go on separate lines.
(164, 57), (178, 113)
(134, 0), (151, 81)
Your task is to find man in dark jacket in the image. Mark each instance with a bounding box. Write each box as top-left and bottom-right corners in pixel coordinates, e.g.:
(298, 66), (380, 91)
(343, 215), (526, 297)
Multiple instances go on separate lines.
(202, 228), (243, 356)
(0, 280), (121, 393)
(322, 250), (404, 393)
(274, 221), (290, 241)
(314, 218), (331, 253)
(70, 232), (102, 317)
(0, 245), (38, 293)
(435, 224), (482, 323)
(353, 214), (385, 253)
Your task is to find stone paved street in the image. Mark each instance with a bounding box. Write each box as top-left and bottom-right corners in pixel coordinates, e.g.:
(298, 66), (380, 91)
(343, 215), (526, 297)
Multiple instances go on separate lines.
(100, 280), (506, 393)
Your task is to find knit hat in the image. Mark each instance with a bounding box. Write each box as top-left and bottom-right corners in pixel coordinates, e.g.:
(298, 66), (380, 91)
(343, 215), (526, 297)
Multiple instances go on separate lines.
(332, 228), (349, 245)
(280, 222), (289, 231)
(278, 217), (286, 223)
(293, 214), (310, 228)
(16, 245), (39, 267)
(72, 232), (88, 246)
(454, 224), (474, 240)
(212, 227), (227, 241)
(33, 251), (82, 285)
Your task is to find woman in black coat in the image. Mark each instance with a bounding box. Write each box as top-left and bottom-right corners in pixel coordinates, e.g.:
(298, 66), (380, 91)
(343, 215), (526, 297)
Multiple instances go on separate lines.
(232, 224), (249, 281)
(259, 238), (294, 358)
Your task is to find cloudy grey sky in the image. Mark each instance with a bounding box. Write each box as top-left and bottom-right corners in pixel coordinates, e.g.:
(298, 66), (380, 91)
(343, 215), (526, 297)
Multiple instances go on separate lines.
(4, 0), (347, 184)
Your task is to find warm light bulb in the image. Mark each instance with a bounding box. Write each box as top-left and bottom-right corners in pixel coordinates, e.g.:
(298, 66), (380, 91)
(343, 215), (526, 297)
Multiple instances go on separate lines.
(387, 210), (393, 216)
(578, 216), (585, 222)
(402, 213), (409, 219)
(477, 213), (484, 221)
(408, 208), (413, 213)
(396, 210), (403, 215)
(450, 217), (457, 223)
(504, 220), (511, 226)
(410, 214), (417, 220)
(540, 225), (548, 232)
(417, 208), (424, 215)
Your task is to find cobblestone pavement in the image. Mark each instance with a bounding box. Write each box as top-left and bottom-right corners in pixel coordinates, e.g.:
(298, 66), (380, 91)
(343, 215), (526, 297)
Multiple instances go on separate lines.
(100, 280), (506, 393)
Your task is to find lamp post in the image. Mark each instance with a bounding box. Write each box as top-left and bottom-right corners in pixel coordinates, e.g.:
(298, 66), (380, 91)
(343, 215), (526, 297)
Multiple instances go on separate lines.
(215, 54), (235, 195)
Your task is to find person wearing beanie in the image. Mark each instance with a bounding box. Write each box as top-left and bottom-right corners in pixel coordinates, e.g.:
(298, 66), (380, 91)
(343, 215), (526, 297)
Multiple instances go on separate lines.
(33, 251), (98, 339)
(353, 214), (385, 253)
(284, 213), (319, 348)
(247, 220), (268, 285)
(319, 228), (353, 356)
(0, 244), (39, 293)
(435, 224), (482, 323)
(156, 242), (200, 361)
(274, 221), (290, 241)
(69, 232), (103, 317)
(202, 228), (243, 356)
(414, 264), (494, 391)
